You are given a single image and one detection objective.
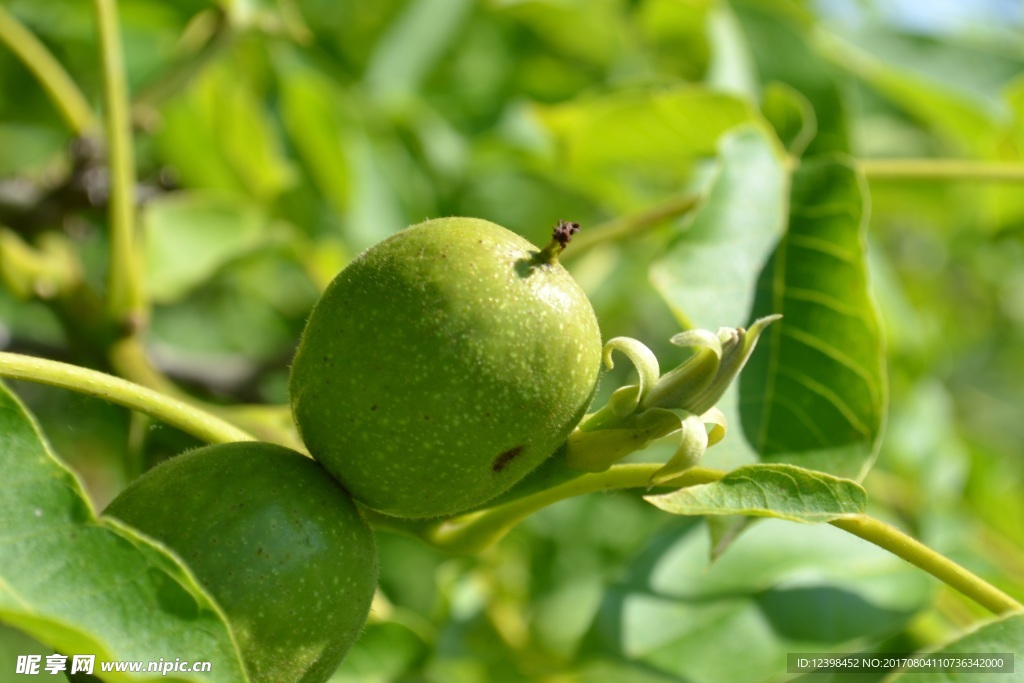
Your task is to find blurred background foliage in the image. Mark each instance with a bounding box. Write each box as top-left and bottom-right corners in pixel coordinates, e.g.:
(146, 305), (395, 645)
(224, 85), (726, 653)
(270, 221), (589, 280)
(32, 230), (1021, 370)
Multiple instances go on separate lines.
(0, 0), (1022, 680)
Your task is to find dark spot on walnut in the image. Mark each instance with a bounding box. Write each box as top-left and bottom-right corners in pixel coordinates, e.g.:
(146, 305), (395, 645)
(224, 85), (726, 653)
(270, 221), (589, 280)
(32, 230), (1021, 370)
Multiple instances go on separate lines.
(492, 446), (524, 473)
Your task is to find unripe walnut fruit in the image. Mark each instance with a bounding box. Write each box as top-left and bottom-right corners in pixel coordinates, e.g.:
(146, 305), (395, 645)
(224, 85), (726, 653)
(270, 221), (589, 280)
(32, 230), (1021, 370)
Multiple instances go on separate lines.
(104, 442), (378, 683)
(289, 217), (602, 518)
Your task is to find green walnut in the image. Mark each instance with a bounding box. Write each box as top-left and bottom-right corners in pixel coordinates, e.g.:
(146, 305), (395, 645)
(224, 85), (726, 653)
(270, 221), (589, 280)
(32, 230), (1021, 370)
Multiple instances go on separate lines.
(104, 442), (378, 683)
(289, 217), (602, 519)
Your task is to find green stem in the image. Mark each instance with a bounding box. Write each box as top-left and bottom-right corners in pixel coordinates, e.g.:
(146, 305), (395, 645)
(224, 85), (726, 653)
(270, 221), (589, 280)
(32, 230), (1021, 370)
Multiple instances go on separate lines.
(93, 0), (144, 331)
(831, 515), (1023, 615)
(397, 460), (1021, 615)
(859, 159), (1024, 183)
(108, 337), (307, 452)
(0, 5), (96, 135)
(411, 465), (724, 554)
(0, 351), (256, 445)
(562, 194), (701, 260)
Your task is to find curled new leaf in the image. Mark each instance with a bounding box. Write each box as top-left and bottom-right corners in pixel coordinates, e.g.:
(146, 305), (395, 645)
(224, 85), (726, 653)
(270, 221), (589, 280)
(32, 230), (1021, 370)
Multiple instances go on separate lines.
(645, 315), (781, 415)
(641, 329), (722, 411)
(565, 318), (779, 474)
(703, 407), (727, 447)
(602, 336), (660, 417)
(649, 412), (708, 487)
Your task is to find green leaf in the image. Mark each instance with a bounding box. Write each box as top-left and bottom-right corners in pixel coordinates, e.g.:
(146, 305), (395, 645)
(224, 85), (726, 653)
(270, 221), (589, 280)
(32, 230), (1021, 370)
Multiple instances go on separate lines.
(276, 57), (352, 218)
(0, 381), (247, 682)
(586, 518), (933, 683)
(156, 66), (294, 201)
(498, 0), (626, 69)
(143, 193), (274, 303)
(705, 515), (750, 562)
(637, 0), (712, 81)
(536, 85), (754, 172)
(885, 613), (1024, 683)
(650, 124), (788, 332)
(732, 2), (850, 155)
(648, 125), (788, 479)
(741, 157), (886, 479)
(644, 464), (866, 523)
(705, 4), (758, 98)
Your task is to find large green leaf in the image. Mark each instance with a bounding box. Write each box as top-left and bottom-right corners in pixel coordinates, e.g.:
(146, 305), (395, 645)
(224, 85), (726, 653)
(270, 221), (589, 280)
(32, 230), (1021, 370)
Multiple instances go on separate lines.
(0, 381), (247, 682)
(584, 518), (933, 683)
(645, 464), (866, 524)
(650, 124), (788, 331)
(885, 613), (1024, 683)
(741, 157), (886, 479)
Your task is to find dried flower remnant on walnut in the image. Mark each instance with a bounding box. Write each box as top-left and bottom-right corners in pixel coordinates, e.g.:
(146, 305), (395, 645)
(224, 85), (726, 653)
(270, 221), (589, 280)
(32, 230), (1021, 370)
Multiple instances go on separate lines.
(537, 220), (581, 264)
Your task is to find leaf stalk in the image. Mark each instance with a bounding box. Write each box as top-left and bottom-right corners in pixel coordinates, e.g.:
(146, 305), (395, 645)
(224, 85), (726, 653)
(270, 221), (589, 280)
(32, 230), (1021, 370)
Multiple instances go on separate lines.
(0, 351), (256, 445)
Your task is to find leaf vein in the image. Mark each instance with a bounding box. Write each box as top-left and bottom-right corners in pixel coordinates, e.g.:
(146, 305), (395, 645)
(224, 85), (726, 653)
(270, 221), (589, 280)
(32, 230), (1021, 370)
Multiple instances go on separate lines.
(781, 326), (882, 411)
(786, 233), (857, 264)
(776, 365), (871, 436)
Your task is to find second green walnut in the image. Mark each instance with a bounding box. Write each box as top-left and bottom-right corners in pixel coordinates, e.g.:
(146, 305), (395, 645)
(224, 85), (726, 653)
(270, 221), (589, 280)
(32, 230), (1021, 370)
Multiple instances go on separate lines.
(289, 217), (602, 518)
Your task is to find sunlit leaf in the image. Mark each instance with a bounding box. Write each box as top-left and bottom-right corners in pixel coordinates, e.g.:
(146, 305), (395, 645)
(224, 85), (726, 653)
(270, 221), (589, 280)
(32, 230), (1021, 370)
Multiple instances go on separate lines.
(645, 464), (866, 523)
(0, 381), (247, 682)
(499, 0), (626, 69)
(537, 86), (754, 171)
(143, 193), (274, 303)
(705, 3), (758, 98)
(650, 124), (788, 331)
